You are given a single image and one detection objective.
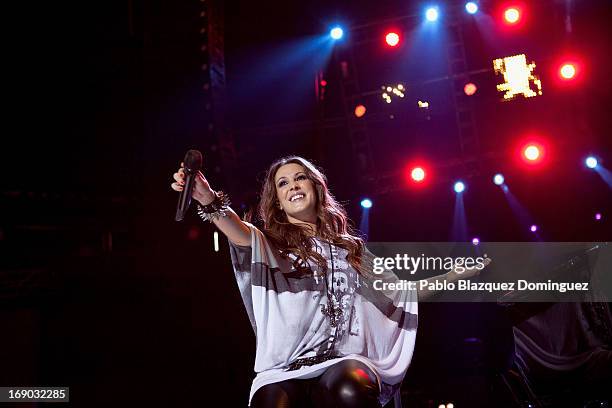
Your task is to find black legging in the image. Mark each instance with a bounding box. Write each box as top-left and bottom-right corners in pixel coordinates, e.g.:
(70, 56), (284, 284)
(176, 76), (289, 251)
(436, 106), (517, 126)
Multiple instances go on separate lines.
(251, 359), (381, 408)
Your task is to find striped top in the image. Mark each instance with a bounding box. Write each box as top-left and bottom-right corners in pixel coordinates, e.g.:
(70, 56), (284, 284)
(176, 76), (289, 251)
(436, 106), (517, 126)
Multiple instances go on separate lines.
(229, 222), (418, 406)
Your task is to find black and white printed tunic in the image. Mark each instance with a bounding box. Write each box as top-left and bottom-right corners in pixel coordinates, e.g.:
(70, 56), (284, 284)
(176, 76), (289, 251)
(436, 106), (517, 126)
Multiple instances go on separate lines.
(229, 222), (418, 406)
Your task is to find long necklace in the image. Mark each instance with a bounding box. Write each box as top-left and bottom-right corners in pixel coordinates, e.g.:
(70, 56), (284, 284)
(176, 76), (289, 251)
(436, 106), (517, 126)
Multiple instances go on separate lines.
(285, 243), (342, 371)
(321, 243), (344, 328)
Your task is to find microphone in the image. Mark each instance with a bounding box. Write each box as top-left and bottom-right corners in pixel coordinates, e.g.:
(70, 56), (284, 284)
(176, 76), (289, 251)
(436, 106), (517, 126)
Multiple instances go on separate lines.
(175, 149), (203, 222)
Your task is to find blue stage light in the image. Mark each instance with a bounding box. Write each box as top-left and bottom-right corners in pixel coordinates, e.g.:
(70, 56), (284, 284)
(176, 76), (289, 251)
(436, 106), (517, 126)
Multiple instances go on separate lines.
(585, 156), (598, 169)
(425, 7), (439, 22)
(454, 181), (465, 193)
(330, 26), (344, 40)
(493, 173), (505, 185)
(465, 2), (478, 14)
(360, 198), (373, 209)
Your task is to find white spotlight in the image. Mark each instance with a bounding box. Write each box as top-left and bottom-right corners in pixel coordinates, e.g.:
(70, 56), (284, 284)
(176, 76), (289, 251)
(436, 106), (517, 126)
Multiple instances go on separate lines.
(493, 173), (505, 185)
(465, 2), (478, 14)
(426, 7), (439, 22)
(330, 26), (344, 40)
(585, 156), (598, 169)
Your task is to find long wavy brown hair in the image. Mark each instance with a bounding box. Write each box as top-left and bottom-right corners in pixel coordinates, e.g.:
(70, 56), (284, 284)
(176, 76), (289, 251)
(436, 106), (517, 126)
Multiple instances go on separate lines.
(250, 156), (364, 273)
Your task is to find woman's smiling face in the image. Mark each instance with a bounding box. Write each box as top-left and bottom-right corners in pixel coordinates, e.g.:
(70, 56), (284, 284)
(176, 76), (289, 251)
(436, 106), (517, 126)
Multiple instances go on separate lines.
(274, 163), (318, 224)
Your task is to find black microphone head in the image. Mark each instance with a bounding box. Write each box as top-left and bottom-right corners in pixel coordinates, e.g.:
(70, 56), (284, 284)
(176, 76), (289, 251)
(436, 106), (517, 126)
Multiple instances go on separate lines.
(184, 150), (203, 172)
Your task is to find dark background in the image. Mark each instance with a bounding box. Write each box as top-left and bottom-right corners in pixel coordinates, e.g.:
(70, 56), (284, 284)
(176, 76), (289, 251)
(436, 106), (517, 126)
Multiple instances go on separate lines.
(1, 0), (611, 406)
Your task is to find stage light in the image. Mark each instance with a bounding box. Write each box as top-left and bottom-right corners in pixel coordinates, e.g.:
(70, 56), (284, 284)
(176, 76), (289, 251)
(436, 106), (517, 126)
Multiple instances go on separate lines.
(559, 63), (576, 80)
(447, 404), (455, 408)
(464, 82), (477, 96)
(406, 163), (430, 187)
(417, 100), (429, 108)
(472, 237), (480, 245)
(504, 7), (520, 24)
(385, 32), (400, 47)
(361, 198), (373, 209)
(530, 224), (538, 232)
(493, 173), (505, 185)
(426, 7), (439, 22)
(595, 213), (602, 221)
(354, 104), (366, 118)
(552, 56), (584, 86)
(213, 231), (219, 252)
(585, 156), (598, 169)
(523, 145), (540, 161)
(381, 84), (405, 103)
(454, 181), (465, 193)
(411, 167), (426, 182)
(330, 26), (344, 40)
(524, 145), (538, 160)
(465, 2), (478, 14)
(493, 54), (542, 100)
(518, 140), (547, 166)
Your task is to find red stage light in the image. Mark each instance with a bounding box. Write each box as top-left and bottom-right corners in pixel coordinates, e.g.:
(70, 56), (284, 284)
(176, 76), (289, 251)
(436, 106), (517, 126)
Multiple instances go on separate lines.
(385, 32), (400, 47)
(523, 144), (540, 161)
(504, 7), (520, 24)
(515, 134), (550, 169)
(354, 104), (366, 118)
(518, 141), (548, 167)
(411, 167), (426, 182)
(551, 55), (584, 87)
(559, 64), (576, 79)
(404, 163), (430, 187)
(464, 83), (477, 96)
(320, 80), (327, 87)
(498, 2), (528, 29)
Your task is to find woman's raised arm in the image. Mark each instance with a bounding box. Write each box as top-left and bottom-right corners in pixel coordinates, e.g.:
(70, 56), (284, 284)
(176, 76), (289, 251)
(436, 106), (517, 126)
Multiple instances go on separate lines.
(171, 164), (251, 247)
